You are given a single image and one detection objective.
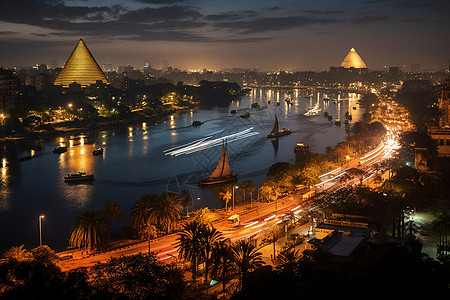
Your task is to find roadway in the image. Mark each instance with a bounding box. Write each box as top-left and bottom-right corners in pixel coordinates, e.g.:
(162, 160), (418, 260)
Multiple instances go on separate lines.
(59, 125), (399, 272)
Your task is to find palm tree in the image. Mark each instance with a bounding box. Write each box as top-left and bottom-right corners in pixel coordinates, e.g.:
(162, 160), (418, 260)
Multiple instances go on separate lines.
(131, 193), (158, 238)
(240, 180), (256, 207)
(274, 248), (302, 275)
(200, 225), (223, 283)
(180, 189), (193, 215)
(231, 239), (264, 288)
(4, 244), (32, 262)
(263, 225), (281, 260)
(347, 167), (366, 185)
(69, 211), (106, 252)
(210, 239), (234, 293)
(149, 192), (182, 233)
(142, 220), (158, 253)
(175, 220), (205, 280)
(246, 180), (256, 207)
(219, 185), (233, 211)
(101, 202), (124, 242)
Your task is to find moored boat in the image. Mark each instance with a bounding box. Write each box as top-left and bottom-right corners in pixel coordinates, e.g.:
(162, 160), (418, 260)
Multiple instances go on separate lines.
(335, 119), (341, 126)
(64, 172), (95, 182)
(53, 146), (67, 154)
(199, 140), (236, 186)
(327, 115), (333, 120)
(93, 148), (104, 155)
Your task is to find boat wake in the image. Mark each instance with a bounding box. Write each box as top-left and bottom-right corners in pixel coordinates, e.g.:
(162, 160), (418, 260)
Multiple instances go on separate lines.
(164, 127), (260, 157)
(304, 103), (320, 116)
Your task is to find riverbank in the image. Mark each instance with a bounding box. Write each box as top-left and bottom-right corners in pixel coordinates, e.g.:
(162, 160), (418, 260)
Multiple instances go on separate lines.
(0, 106), (184, 143)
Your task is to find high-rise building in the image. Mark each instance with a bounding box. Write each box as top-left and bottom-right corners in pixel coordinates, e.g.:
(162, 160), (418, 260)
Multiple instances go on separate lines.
(54, 39), (108, 88)
(0, 68), (19, 116)
(411, 64), (420, 73)
(428, 74), (450, 156)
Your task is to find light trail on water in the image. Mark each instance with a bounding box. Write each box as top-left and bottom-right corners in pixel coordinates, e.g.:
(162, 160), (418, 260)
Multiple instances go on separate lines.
(163, 127), (260, 156)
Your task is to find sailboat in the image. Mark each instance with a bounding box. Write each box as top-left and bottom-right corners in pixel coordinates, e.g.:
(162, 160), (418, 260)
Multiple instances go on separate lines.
(267, 115), (291, 138)
(199, 140), (237, 186)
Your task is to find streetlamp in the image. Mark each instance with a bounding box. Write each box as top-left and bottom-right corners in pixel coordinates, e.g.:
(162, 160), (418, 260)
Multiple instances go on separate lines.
(39, 214), (45, 246)
(232, 185), (239, 211)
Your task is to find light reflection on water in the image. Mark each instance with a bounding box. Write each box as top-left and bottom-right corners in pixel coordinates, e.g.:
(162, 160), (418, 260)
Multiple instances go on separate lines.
(0, 88), (365, 252)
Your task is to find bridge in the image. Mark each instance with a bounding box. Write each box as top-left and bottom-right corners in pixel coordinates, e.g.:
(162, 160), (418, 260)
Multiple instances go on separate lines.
(246, 84), (370, 94)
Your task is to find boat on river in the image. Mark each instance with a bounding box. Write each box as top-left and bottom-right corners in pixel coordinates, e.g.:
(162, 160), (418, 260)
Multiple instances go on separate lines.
(192, 120), (203, 126)
(230, 109), (236, 114)
(64, 172), (95, 182)
(240, 112), (250, 118)
(199, 140), (236, 186)
(53, 146), (67, 154)
(93, 148), (104, 155)
(251, 102), (260, 108)
(294, 143), (309, 153)
(267, 115), (291, 138)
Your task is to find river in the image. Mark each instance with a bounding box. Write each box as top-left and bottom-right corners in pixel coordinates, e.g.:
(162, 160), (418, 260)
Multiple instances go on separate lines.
(0, 88), (364, 253)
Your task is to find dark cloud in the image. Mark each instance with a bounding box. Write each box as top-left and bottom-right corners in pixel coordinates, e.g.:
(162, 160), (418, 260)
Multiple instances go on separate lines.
(0, 0), (123, 25)
(263, 6), (281, 11)
(134, 0), (187, 4)
(215, 16), (338, 34)
(119, 5), (202, 23)
(351, 15), (390, 24)
(298, 9), (344, 15)
(204, 10), (258, 21)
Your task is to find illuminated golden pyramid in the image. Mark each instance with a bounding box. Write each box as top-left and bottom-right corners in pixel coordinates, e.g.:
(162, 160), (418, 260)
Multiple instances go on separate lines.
(340, 48), (367, 69)
(54, 39), (108, 87)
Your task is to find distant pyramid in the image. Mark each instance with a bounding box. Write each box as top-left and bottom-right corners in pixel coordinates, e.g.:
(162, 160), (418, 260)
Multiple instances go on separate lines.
(54, 39), (108, 87)
(340, 48), (367, 69)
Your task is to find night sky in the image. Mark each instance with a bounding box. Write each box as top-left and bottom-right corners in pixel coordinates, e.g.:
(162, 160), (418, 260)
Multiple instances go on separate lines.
(0, 0), (448, 71)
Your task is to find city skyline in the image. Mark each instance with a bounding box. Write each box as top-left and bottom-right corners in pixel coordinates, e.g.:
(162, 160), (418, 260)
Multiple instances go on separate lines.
(0, 0), (449, 71)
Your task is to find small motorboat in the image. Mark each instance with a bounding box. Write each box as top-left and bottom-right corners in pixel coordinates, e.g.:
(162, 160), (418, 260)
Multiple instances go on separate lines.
(240, 112), (250, 118)
(294, 143), (309, 153)
(251, 103), (260, 108)
(64, 172), (95, 182)
(230, 109), (237, 114)
(53, 146), (67, 154)
(93, 148), (104, 155)
(192, 120), (203, 126)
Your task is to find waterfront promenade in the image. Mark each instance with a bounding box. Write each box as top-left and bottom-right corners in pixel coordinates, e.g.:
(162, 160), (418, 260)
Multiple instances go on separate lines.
(59, 191), (308, 272)
(59, 138), (391, 272)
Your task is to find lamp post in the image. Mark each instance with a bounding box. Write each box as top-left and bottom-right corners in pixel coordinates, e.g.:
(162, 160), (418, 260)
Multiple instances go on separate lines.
(39, 214), (45, 246)
(232, 185), (239, 211)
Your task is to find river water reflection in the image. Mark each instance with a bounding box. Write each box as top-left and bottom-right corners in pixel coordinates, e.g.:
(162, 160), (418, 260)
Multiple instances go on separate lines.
(0, 88), (363, 252)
